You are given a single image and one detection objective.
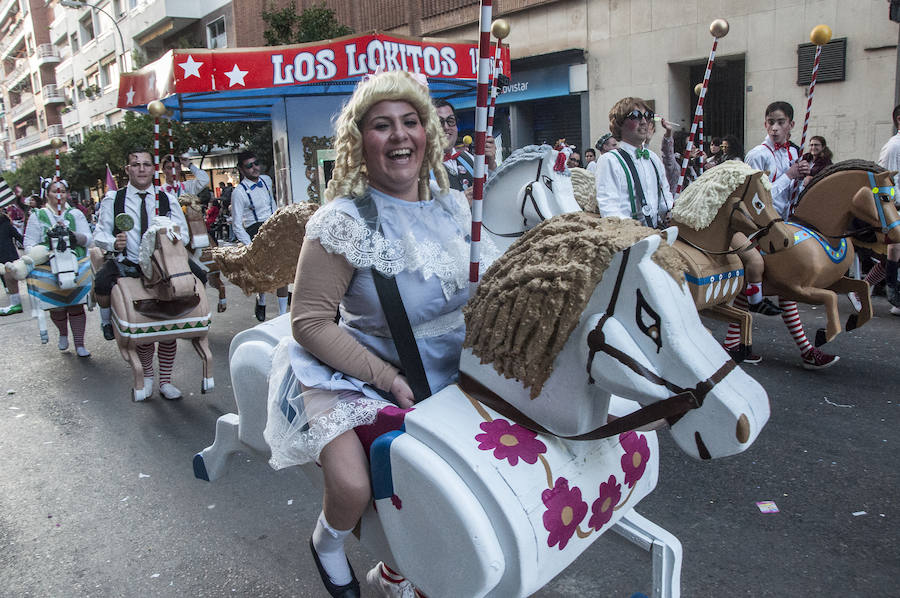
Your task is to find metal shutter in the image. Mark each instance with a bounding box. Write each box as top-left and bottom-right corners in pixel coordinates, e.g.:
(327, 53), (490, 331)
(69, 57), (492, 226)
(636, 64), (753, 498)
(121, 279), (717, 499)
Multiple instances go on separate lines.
(797, 38), (846, 85)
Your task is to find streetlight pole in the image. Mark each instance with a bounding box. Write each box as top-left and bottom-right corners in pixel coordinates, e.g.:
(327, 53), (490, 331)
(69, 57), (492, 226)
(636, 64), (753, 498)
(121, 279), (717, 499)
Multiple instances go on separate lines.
(59, 0), (127, 73)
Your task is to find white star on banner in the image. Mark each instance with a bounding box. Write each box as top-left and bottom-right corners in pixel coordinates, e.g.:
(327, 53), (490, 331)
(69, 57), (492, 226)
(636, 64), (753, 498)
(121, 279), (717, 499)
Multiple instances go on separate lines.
(224, 64), (248, 87)
(178, 55), (203, 79)
(125, 87), (135, 104)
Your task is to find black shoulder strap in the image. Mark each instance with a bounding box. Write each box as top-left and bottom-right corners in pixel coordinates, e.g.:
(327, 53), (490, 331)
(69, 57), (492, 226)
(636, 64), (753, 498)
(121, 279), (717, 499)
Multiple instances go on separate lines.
(112, 188), (127, 236)
(616, 149), (652, 228)
(156, 190), (170, 217)
(355, 193), (432, 403)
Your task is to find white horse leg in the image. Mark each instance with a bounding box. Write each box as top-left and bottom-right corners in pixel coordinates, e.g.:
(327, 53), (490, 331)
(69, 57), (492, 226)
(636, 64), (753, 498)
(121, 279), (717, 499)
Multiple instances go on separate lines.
(193, 413), (241, 481)
(611, 509), (682, 598)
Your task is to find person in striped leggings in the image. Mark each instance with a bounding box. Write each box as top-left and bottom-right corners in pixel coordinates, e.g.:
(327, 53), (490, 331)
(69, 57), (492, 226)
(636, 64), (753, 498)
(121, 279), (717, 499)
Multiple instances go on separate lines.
(876, 103), (900, 315)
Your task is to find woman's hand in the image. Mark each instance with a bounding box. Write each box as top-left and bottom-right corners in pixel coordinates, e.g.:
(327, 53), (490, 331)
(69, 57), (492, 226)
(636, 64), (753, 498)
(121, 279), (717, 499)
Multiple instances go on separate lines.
(390, 374), (415, 408)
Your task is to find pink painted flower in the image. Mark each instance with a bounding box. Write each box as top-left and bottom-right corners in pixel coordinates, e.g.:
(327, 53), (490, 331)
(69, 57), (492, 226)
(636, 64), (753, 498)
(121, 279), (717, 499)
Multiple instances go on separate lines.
(476, 419), (547, 466)
(588, 475), (622, 531)
(620, 431), (650, 489)
(542, 477), (587, 550)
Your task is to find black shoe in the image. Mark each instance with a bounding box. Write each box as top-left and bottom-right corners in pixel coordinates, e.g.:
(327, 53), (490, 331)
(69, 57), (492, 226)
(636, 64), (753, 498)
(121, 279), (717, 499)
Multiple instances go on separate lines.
(887, 283), (900, 308)
(308, 537), (360, 598)
(101, 323), (115, 341)
(255, 301), (266, 322)
(747, 298), (783, 316)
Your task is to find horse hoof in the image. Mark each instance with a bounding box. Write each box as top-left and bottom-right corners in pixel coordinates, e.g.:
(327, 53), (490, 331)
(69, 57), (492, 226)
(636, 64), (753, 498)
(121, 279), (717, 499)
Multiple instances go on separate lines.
(846, 313), (858, 331)
(193, 454), (210, 481)
(202, 377), (215, 393)
(814, 329), (827, 347)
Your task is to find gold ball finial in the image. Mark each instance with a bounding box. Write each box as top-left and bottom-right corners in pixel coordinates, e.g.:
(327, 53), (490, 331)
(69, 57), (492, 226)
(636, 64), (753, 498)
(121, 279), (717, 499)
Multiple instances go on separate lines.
(49, 137), (64, 149)
(491, 19), (510, 40)
(709, 18), (729, 38)
(810, 24), (832, 46)
(147, 100), (167, 118)
(694, 83), (704, 96)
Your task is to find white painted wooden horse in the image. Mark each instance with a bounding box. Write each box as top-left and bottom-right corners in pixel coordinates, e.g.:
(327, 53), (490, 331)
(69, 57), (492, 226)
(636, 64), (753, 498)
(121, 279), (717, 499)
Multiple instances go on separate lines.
(193, 215), (769, 597)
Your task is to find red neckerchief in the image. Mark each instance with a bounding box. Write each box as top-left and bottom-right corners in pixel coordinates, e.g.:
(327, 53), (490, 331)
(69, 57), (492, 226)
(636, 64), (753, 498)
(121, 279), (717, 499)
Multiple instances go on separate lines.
(443, 150), (461, 162)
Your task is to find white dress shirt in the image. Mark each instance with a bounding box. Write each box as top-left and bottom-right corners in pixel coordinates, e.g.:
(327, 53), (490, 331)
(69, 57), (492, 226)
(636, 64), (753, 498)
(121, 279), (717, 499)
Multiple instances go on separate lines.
(594, 141), (673, 227)
(878, 132), (900, 189)
(231, 174), (275, 245)
(23, 206), (92, 251)
(94, 183), (188, 263)
(744, 136), (800, 219)
(161, 164), (211, 197)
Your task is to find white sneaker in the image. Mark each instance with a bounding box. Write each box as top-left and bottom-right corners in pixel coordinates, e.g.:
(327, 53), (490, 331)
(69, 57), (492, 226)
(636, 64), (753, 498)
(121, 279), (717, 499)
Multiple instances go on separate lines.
(134, 377), (154, 402)
(58, 336), (69, 351)
(367, 562), (418, 598)
(891, 306), (900, 316)
(75, 346), (91, 357)
(159, 383), (182, 400)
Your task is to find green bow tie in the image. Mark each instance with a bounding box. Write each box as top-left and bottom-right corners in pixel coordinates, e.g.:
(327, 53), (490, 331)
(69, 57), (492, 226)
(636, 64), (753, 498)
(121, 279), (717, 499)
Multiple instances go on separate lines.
(635, 148), (650, 159)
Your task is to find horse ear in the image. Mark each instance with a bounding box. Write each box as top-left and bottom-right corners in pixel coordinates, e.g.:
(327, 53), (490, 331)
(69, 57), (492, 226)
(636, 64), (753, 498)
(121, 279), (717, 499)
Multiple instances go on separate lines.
(661, 225), (679, 246)
(629, 231), (662, 263)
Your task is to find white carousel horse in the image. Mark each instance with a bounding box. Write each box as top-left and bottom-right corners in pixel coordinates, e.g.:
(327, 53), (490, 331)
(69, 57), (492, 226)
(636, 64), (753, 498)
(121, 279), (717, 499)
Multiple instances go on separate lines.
(481, 144), (583, 253)
(193, 215), (769, 597)
(90, 216), (213, 400)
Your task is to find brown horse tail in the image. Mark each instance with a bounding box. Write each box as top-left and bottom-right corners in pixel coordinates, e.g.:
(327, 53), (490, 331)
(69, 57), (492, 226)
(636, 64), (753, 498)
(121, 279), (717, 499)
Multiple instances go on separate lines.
(212, 202), (320, 295)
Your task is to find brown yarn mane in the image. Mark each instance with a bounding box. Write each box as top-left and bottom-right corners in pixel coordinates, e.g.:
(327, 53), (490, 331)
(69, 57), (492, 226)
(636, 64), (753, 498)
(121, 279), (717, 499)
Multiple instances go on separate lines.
(799, 159), (886, 202)
(464, 213), (685, 397)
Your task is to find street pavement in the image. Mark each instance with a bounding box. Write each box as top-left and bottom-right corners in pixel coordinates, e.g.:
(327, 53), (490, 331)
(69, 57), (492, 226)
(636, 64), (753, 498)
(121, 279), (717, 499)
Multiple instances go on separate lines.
(1, 280), (897, 597)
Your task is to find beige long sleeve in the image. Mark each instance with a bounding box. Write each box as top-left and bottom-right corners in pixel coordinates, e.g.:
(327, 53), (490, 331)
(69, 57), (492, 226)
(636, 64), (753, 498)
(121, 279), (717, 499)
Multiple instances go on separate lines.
(290, 237), (399, 392)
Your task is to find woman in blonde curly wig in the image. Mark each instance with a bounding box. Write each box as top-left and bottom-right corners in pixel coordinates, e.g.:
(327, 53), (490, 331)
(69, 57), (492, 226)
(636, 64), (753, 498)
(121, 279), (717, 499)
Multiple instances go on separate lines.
(264, 70), (474, 598)
(326, 70), (449, 203)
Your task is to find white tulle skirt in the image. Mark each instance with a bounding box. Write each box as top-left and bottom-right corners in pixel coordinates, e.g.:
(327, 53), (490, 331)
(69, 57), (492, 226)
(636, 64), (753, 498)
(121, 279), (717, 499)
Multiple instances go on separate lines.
(263, 337), (391, 469)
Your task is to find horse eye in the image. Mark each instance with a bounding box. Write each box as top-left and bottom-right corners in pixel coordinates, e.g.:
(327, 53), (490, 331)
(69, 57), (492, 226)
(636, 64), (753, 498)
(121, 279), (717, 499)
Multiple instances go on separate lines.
(751, 194), (765, 214)
(542, 175), (553, 191)
(635, 288), (662, 352)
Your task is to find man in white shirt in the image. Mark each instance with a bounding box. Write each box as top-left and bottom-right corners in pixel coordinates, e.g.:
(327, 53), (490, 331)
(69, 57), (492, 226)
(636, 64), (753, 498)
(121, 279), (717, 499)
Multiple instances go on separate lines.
(160, 154), (210, 197)
(230, 151), (287, 321)
(433, 100), (496, 198)
(594, 97), (672, 229)
(877, 103), (900, 312)
(93, 148), (192, 400)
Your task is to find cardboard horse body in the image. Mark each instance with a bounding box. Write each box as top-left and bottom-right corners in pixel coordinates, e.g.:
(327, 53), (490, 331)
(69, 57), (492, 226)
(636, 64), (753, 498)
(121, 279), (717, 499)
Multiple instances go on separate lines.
(193, 213), (769, 597)
(90, 217), (213, 401)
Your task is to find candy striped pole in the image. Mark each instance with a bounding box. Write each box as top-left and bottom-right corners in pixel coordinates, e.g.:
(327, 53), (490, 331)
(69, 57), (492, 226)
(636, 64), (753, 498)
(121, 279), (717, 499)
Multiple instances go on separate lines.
(147, 101), (167, 216)
(698, 117), (705, 173)
(486, 43), (502, 138)
(469, 0), (494, 286)
(789, 25), (833, 213)
(50, 137), (63, 217)
(675, 20), (729, 196)
(167, 121), (178, 195)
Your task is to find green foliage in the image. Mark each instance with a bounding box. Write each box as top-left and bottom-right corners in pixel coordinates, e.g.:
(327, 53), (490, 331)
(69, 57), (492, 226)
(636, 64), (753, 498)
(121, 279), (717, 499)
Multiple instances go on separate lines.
(262, 1), (353, 46)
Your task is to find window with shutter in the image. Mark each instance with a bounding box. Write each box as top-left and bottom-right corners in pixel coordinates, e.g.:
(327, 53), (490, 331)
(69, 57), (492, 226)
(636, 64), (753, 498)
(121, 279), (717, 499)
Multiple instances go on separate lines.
(797, 38), (846, 85)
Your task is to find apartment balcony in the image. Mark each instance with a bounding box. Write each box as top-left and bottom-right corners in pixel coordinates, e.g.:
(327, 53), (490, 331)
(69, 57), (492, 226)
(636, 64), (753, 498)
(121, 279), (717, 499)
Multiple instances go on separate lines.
(61, 107), (80, 129)
(36, 44), (61, 66)
(13, 132), (43, 151)
(47, 124), (65, 139)
(1, 23), (24, 59)
(4, 58), (29, 85)
(9, 95), (36, 122)
(42, 84), (66, 104)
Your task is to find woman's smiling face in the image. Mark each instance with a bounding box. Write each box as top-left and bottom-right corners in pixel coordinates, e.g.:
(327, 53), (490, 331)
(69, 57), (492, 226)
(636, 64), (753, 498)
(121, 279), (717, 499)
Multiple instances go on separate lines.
(361, 100), (426, 203)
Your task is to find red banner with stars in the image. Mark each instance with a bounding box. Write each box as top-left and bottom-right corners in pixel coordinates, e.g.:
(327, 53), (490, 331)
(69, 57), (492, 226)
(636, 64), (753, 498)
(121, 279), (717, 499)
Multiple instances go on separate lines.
(118, 32), (511, 108)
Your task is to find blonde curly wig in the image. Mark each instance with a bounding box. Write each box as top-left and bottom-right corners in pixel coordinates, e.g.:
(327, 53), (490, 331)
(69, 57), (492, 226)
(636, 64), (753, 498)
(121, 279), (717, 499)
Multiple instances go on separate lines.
(324, 70), (449, 203)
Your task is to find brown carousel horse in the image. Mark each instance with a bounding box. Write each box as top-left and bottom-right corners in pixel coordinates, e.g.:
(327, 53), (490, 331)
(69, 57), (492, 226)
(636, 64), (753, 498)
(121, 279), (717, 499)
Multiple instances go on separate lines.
(180, 194), (227, 312)
(758, 160), (900, 346)
(670, 161), (794, 361)
(89, 215), (214, 401)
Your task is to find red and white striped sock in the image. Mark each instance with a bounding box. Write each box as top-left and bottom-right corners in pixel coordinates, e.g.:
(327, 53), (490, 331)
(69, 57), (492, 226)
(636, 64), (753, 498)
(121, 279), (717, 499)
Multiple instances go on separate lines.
(157, 340), (177, 385)
(779, 299), (811, 354)
(865, 262), (886, 286)
(68, 306), (86, 347)
(50, 309), (68, 336)
(136, 343), (155, 377)
(723, 294), (748, 349)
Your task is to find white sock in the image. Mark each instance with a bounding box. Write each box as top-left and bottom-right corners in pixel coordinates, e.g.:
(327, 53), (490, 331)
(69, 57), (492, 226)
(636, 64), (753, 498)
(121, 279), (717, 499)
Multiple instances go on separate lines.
(100, 307), (111, 325)
(277, 296), (288, 315)
(257, 294), (265, 306)
(311, 511), (353, 586)
(9, 293), (20, 305)
(745, 283), (762, 305)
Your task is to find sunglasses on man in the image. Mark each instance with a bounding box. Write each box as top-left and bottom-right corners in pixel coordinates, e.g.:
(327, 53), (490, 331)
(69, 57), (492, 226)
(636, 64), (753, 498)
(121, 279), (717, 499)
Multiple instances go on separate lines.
(625, 109), (655, 121)
(242, 160), (260, 169)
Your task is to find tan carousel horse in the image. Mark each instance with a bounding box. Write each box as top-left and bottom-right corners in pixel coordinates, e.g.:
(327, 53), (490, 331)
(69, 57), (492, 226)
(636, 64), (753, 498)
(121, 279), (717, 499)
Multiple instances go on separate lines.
(670, 161), (794, 361)
(758, 160), (900, 346)
(180, 194), (227, 312)
(89, 214), (214, 401)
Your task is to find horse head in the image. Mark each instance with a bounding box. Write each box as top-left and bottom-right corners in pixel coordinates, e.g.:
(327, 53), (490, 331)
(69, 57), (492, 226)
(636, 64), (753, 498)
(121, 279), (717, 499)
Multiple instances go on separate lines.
(849, 169), (900, 243)
(482, 144), (582, 253)
(464, 214), (769, 460)
(179, 193), (210, 252)
(139, 217), (197, 302)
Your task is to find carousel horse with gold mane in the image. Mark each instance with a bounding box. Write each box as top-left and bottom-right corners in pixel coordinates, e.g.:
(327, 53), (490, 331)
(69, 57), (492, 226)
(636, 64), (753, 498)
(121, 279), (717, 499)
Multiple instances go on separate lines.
(89, 213), (214, 401)
(179, 194), (227, 312)
(193, 213), (769, 597)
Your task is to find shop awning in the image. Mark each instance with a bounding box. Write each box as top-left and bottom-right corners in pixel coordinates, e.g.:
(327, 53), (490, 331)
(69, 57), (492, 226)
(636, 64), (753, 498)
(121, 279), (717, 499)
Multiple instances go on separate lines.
(117, 32), (510, 122)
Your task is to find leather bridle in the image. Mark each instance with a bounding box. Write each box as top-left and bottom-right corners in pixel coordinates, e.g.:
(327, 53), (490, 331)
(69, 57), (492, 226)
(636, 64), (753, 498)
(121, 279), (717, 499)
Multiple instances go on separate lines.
(482, 157), (552, 238)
